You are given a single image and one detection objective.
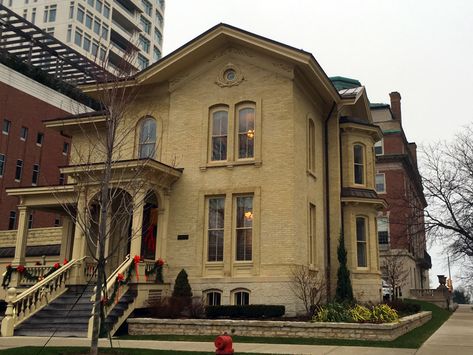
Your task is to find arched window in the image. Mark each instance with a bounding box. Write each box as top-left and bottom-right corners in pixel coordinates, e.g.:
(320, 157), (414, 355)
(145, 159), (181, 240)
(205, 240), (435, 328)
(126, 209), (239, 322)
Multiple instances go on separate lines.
(210, 108), (228, 161)
(353, 144), (365, 184)
(356, 216), (368, 267)
(138, 117), (157, 159)
(237, 104), (255, 159)
(232, 289), (250, 305)
(204, 290), (222, 306)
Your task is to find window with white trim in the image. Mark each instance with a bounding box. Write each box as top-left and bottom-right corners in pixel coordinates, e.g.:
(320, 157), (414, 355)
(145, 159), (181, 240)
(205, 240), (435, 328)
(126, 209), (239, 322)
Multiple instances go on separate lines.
(205, 290), (222, 306)
(20, 126), (28, 140)
(377, 217), (389, 245)
(374, 139), (384, 156)
(375, 173), (386, 193)
(15, 160), (23, 181)
(32, 164), (40, 185)
(233, 290), (250, 305)
(2, 119), (11, 135)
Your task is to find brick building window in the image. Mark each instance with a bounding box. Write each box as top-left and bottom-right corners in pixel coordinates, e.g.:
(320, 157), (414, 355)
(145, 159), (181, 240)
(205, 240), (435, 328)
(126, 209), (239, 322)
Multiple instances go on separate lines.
(210, 108), (228, 161)
(20, 127), (28, 140)
(353, 144), (365, 184)
(15, 160), (23, 181)
(237, 105), (255, 159)
(374, 139), (384, 156)
(375, 173), (386, 193)
(28, 213), (34, 229)
(59, 173), (65, 185)
(233, 289), (250, 305)
(377, 217), (389, 245)
(32, 164), (40, 185)
(63, 142), (70, 155)
(204, 290), (222, 306)
(0, 154), (5, 177)
(8, 211), (16, 230)
(236, 195), (253, 261)
(356, 216), (368, 267)
(36, 132), (44, 146)
(2, 119), (11, 135)
(207, 196), (225, 262)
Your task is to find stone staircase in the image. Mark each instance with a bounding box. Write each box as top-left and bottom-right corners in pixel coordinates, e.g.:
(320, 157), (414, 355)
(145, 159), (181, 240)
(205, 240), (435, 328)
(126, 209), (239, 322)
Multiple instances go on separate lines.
(102, 289), (137, 335)
(14, 285), (94, 337)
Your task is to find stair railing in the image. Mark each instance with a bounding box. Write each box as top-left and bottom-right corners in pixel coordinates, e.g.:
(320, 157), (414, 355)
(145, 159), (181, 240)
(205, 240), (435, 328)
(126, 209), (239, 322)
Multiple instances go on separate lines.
(88, 255), (137, 338)
(0, 256), (87, 336)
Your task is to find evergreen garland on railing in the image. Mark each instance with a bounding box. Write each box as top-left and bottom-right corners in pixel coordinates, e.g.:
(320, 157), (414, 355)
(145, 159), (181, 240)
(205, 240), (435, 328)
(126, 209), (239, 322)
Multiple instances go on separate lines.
(145, 258), (164, 283)
(1, 261), (66, 288)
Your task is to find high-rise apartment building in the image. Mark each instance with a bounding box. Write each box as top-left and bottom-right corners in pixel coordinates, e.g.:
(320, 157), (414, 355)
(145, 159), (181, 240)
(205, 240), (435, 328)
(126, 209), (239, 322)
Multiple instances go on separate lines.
(1, 0), (165, 72)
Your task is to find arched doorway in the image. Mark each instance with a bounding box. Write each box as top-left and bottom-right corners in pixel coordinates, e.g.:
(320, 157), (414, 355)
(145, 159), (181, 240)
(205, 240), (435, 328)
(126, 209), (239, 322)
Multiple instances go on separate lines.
(141, 191), (159, 260)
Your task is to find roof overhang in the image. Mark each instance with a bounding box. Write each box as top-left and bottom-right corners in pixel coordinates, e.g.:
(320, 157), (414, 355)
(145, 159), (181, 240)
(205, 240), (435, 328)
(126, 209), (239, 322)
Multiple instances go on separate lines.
(340, 120), (383, 142)
(6, 185), (77, 210)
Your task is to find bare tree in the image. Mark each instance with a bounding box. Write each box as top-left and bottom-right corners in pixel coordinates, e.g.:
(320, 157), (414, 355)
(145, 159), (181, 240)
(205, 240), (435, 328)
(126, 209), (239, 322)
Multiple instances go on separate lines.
(53, 48), (168, 354)
(421, 124), (473, 260)
(290, 265), (325, 317)
(382, 250), (410, 300)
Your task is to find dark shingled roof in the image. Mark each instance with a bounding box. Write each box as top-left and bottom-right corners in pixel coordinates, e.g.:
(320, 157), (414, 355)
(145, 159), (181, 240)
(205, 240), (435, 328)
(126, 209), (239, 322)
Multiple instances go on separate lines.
(0, 244), (60, 258)
(341, 187), (379, 199)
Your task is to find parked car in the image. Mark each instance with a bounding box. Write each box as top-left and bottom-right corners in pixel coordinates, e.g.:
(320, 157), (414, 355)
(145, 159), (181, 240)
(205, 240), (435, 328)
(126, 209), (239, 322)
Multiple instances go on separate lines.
(382, 280), (393, 299)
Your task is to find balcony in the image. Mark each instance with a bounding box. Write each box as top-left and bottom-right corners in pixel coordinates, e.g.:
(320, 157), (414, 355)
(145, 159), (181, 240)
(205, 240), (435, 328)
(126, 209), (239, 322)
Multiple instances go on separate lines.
(113, 1), (142, 33)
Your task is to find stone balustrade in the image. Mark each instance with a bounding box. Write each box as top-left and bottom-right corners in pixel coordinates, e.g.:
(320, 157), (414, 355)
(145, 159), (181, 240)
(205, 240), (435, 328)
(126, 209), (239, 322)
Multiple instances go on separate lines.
(128, 311), (432, 341)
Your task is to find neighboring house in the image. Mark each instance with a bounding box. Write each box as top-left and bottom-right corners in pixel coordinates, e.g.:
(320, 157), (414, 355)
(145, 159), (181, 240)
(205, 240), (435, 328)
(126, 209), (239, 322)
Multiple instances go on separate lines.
(0, 58), (92, 275)
(0, 0), (165, 71)
(371, 92), (431, 297)
(4, 24), (385, 320)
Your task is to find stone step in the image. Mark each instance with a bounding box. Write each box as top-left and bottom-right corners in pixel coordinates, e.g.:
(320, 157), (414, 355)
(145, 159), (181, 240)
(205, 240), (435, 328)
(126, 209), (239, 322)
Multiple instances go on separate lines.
(15, 328), (87, 337)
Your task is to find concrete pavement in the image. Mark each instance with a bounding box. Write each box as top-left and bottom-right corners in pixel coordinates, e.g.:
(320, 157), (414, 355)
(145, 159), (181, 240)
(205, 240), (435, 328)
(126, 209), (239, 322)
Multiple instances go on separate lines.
(0, 305), (471, 354)
(416, 303), (473, 355)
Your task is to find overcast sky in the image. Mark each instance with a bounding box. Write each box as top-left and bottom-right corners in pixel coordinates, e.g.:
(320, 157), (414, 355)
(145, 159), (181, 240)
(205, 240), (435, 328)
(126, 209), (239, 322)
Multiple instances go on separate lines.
(162, 0), (473, 287)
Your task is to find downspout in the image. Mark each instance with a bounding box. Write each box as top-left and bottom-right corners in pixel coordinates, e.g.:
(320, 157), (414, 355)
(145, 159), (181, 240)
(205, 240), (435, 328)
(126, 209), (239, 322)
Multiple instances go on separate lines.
(324, 101), (336, 300)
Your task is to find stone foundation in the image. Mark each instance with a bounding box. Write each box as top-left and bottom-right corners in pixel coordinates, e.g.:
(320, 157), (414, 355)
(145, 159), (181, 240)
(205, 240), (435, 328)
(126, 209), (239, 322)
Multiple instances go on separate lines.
(128, 311), (431, 341)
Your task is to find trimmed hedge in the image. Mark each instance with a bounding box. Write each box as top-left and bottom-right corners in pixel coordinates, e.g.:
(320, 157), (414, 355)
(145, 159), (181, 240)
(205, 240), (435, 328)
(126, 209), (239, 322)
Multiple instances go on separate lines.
(385, 299), (421, 315)
(206, 305), (285, 319)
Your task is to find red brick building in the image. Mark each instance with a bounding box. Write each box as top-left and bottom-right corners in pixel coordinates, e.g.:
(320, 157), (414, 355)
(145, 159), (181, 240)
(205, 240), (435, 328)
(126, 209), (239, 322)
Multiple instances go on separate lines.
(371, 92), (431, 295)
(0, 60), (95, 231)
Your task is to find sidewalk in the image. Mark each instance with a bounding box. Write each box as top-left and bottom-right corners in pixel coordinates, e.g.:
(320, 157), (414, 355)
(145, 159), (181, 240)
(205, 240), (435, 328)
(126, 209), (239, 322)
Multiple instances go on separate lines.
(416, 303), (473, 355)
(0, 305), (471, 354)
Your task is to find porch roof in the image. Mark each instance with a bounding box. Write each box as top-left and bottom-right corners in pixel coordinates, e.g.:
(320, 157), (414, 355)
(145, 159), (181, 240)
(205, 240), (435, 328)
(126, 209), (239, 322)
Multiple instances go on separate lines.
(6, 185), (77, 211)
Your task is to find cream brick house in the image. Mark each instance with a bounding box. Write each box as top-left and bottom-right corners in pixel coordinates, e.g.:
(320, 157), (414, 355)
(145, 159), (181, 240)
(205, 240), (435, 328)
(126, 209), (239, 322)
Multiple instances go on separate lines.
(2, 24), (386, 335)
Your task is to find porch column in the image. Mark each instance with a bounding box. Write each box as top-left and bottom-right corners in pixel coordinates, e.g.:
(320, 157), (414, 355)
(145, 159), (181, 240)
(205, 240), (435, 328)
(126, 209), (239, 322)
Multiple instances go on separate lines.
(130, 189), (146, 257)
(71, 195), (87, 260)
(59, 216), (73, 262)
(156, 190), (170, 261)
(12, 206), (29, 266)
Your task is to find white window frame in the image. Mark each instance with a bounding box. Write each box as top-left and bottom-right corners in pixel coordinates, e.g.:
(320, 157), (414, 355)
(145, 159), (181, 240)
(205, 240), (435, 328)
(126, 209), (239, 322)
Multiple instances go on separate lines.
(204, 290), (222, 306)
(235, 195), (253, 261)
(356, 216), (368, 268)
(375, 173), (386, 193)
(232, 289), (250, 305)
(374, 139), (384, 156)
(207, 196), (225, 262)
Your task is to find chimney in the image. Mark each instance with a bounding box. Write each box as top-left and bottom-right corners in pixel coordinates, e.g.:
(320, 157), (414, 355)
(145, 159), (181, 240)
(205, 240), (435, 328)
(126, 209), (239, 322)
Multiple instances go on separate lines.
(389, 91), (402, 122)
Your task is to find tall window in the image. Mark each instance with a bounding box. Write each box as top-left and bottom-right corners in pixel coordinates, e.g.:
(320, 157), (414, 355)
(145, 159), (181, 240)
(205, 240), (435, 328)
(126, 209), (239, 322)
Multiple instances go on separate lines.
(8, 211), (16, 230)
(308, 119), (316, 172)
(236, 196), (253, 261)
(356, 217), (368, 267)
(15, 160), (23, 181)
(0, 154), (5, 177)
(140, 16), (151, 34)
(233, 290), (250, 305)
(207, 197), (225, 262)
(375, 173), (386, 193)
(2, 119), (10, 134)
(43, 5), (56, 22)
(28, 213), (34, 229)
(36, 132), (44, 145)
(374, 139), (384, 156)
(20, 126), (28, 140)
(138, 118), (156, 159)
(237, 106), (255, 159)
(309, 204), (316, 265)
(353, 144), (365, 184)
(211, 109), (228, 161)
(32, 164), (40, 185)
(137, 54), (149, 70)
(377, 217), (389, 245)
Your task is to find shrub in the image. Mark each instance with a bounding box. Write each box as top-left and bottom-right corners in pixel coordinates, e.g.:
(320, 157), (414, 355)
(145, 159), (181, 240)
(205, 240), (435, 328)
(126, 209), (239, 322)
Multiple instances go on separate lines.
(385, 299), (421, 315)
(206, 305), (285, 319)
(335, 233), (354, 303)
(370, 304), (398, 323)
(312, 302), (399, 324)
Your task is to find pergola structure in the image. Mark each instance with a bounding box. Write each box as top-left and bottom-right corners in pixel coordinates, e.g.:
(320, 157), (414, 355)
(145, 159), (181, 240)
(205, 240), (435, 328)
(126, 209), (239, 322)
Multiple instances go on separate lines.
(0, 4), (115, 85)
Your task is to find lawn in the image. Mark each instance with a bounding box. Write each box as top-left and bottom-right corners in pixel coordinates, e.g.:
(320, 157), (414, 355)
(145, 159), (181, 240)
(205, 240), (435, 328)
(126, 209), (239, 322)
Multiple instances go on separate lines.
(119, 299), (452, 349)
